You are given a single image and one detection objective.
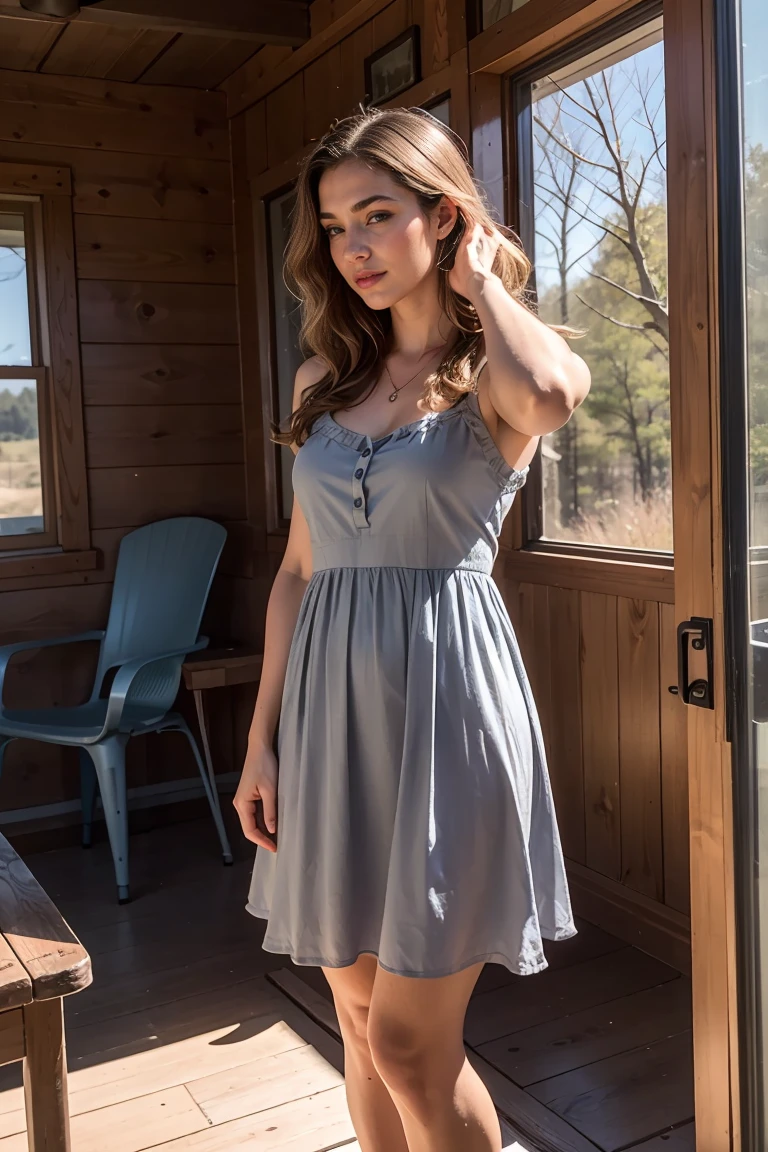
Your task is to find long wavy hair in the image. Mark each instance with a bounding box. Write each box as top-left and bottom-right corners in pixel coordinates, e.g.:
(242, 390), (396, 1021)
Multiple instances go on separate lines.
(273, 105), (535, 448)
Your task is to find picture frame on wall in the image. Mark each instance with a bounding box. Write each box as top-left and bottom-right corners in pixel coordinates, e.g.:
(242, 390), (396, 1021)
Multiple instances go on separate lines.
(364, 26), (421, 106)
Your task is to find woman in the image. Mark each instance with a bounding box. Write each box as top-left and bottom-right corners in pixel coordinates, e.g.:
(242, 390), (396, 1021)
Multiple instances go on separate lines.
(234, 107), (590, 1152)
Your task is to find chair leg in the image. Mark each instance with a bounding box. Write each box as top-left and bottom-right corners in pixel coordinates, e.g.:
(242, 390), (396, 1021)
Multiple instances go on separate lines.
(179, 714), (233, 865)
(0, 736), (14, 775)
(83, 737), (130, 904)
(79, 749), (98, 849)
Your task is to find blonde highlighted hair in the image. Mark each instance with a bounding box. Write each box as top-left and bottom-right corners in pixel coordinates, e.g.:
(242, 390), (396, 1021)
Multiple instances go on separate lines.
(274, 105), (534, 448)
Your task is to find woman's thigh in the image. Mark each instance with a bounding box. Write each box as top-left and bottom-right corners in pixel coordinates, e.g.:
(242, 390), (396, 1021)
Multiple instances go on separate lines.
(322, 954), (379, 1043)
(366, 962), (484, 1084)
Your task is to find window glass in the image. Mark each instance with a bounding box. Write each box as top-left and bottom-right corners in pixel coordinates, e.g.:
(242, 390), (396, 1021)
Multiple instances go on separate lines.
(519, 17), (671, 551)
(426, 97), (451, 126)
(0, 378), (43, 536)
(0, 213), (31, 367)
(268, 188), (304, 521)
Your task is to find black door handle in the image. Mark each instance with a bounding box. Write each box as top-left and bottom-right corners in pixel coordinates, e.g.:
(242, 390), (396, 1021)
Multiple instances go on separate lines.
(667, 617), (714, 709)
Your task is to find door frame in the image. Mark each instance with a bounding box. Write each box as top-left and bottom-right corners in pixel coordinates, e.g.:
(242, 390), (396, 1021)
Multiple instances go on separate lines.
(466, 0), (738, 1147)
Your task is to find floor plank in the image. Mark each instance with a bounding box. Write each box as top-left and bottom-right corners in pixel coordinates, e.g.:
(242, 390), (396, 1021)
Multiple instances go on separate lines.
(526, 1032), (695, 1151)
(464, 948), (681, 1046)
(624, 1122), (695, 1150)
(476, 977), (692, 1086)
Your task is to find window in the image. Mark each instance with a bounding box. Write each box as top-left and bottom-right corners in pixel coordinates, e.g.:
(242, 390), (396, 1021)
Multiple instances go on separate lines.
(425, 96), (451, 127)
(0, 163), (92, 577)
(513, 11), (671, 555)
(0, 205), (51, 544)
(267, 186), (304, 523)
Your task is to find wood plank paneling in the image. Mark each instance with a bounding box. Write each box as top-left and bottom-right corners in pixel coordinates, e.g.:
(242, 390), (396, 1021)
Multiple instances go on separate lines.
(0, 70), (228, 160)
(78, 281), (238, 345)
(265, 73), (304, 166)
(81, 344), (240, 406)
(88, 464), (246, 529)
(0, 141), (232, 223)
(660, 602), (690, 915)
(547, 586), (585, 863)
(0, 20), (63, 72)
(303, 43), (343, 142)
(84, 405), (243, 468)
(75, 216), (235, 284)
(580, 592), (621, 881)
(338, 23), (373, 112)
(140, 35), (258, 89)
(40, 24), (174, 82)
(617, 598), (663, 901)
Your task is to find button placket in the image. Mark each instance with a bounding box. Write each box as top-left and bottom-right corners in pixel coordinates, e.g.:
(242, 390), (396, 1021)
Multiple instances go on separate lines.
(351, 437), (373, 529)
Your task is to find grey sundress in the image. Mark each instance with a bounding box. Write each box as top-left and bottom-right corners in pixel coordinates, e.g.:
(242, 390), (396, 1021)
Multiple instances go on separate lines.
(246, 388), (577, 977)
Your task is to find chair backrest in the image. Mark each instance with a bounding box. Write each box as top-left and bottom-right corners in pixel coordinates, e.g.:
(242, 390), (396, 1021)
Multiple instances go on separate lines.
(94, 518), (227, 704)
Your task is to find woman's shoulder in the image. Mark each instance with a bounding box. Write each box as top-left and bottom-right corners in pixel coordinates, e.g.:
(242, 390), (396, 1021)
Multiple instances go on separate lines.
(293, 355), (329, 410)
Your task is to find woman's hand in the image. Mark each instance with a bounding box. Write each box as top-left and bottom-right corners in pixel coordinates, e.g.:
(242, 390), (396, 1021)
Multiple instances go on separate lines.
(233, 743), (278, 852)
(448, 216), (504, 301)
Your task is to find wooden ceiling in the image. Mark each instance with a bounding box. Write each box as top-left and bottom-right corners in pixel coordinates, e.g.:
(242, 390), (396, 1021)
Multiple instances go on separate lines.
(0, 0), (309, 88)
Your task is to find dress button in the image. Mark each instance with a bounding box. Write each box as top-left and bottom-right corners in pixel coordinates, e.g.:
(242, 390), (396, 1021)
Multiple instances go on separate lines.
(354, 497), (363, 508)
(354, 468), (364, 479)
(361, 448), (371, 458)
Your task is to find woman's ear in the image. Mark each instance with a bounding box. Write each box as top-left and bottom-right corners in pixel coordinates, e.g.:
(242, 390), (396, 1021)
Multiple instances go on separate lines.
(436, 196), (460, 239)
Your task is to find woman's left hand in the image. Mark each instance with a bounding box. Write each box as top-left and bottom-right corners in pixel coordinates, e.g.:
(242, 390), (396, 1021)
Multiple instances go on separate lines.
(447, 218), (503, 301)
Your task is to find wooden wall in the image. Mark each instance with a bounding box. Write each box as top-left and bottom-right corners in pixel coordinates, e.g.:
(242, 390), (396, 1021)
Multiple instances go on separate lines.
(227, 0), (692, 968)
(0, 69), (253, 837)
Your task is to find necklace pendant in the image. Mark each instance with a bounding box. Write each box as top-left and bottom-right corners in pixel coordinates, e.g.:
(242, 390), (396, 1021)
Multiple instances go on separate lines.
(389, 391), (398, 402)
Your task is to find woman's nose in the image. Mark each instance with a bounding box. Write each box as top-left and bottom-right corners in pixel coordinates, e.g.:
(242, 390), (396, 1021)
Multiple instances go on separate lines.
(343, 228), (370, 261)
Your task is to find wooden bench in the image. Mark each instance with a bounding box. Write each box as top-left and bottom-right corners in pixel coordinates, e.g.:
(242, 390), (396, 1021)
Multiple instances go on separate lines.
(0, 833), (91, 1151)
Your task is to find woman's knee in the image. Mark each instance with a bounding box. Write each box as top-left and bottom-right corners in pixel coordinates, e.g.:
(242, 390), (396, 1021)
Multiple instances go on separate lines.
(367, 1009), (463, 1107)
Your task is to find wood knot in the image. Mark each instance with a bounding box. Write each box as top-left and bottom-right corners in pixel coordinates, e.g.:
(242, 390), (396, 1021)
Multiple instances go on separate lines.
(98, 188), (110, 199)
(137, 302), (156, 321)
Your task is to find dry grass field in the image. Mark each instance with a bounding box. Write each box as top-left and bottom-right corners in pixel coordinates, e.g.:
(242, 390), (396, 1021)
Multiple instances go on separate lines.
(0, 438), (41, 519)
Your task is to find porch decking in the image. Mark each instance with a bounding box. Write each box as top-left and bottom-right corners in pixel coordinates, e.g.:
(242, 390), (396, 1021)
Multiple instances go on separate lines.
(0, 812), (693, 1151)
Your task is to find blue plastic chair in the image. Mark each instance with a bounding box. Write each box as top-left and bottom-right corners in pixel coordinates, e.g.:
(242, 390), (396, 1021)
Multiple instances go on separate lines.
(0, 517), (233, 904)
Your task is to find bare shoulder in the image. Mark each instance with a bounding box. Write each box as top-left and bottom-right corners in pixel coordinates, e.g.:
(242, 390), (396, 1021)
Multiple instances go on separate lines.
(293, 355), (329, 411)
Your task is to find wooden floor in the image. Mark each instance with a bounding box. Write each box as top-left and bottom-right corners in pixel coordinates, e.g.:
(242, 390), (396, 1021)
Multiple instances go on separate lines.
(0, 810), (694, 1151)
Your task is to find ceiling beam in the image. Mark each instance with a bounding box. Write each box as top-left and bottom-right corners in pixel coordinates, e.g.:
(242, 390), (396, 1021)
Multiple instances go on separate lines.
(5, 0), (310, 44)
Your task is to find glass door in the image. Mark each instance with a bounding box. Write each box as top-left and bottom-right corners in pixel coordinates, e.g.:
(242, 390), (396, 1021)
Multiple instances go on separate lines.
(717, 0), (768, 1144)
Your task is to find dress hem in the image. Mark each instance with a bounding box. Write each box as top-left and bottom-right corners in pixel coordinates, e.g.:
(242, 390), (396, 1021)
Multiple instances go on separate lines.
(245, 902), (575, 978)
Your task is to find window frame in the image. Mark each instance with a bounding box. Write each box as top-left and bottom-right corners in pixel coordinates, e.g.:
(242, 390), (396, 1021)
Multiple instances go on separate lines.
(505, 0), (673, 568)
(0, 162), (94, 582)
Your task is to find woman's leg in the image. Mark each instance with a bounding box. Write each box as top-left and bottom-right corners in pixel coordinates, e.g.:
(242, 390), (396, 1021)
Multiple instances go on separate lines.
(321, 956), (409, 1152)
(367, 961), (501, 1152)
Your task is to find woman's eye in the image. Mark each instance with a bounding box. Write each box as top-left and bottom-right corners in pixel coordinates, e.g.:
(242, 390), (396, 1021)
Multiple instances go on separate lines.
(368, 212), (391, 225)
(324, 226), (342, 237)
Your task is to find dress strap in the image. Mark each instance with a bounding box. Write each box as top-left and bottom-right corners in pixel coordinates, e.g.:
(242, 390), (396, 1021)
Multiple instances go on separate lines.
(461, 391), (529, 495)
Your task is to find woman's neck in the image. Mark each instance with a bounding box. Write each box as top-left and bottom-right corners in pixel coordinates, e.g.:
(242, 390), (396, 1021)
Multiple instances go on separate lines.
(388, 277), (452, 360)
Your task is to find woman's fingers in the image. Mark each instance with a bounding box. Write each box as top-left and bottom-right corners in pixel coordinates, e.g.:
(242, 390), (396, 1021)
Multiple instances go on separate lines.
(233, 792), (277, 852)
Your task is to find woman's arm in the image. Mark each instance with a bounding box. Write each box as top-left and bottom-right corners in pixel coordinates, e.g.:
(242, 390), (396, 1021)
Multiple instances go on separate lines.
(472, 276), (590, 436)
(233, 358), (324, 851)
(450, 222), (591, 437)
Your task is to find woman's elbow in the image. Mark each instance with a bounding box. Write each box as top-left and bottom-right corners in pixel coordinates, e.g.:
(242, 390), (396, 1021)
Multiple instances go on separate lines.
(526, 357), (591, 435)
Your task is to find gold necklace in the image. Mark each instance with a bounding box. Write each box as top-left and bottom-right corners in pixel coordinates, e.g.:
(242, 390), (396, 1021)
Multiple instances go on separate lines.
(384, 344), (447, 402)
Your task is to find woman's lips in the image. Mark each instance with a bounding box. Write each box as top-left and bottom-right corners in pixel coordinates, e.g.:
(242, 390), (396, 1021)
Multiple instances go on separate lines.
(355, 271), (386, 290)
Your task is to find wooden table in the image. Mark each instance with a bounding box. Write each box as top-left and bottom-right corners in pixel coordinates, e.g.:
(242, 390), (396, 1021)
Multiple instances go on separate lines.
(181, 646), (263, 809)
(0, 833), (91, 1151)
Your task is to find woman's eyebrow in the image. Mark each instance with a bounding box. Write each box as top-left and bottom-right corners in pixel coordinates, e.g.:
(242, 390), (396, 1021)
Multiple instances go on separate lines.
(319, 194), (398, 220)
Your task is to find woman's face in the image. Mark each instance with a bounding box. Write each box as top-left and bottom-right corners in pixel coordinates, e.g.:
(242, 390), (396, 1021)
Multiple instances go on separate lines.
(317, 158), (457, 310)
